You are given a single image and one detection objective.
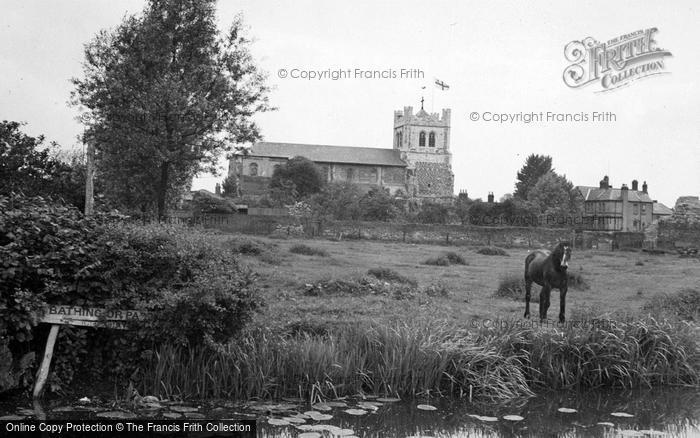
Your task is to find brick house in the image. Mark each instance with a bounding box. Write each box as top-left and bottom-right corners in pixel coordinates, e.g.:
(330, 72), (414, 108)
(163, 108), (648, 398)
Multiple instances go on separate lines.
(575, 176), (654, 231)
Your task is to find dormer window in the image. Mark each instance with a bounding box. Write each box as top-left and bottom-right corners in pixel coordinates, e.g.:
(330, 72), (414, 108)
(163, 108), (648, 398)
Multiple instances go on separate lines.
(428, 132), (436, 147)
(419, 131), (426, 147)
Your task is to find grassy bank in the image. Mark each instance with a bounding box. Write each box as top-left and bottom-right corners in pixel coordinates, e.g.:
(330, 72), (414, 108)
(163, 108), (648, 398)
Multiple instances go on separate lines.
(141, 315), (699, 402)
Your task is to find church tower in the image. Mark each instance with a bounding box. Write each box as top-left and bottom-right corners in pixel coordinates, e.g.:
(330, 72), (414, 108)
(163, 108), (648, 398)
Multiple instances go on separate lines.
(393, 100), (454, 200)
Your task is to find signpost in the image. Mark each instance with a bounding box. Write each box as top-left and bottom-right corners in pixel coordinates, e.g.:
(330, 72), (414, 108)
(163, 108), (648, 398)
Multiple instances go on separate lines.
(34, 305), (146, 399)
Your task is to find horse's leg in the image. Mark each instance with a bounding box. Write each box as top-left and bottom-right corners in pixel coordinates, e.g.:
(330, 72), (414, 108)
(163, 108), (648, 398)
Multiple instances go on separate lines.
(559, 285), (568, 324)
(524, 278), (533, 319)
(539, 284), (551, 322)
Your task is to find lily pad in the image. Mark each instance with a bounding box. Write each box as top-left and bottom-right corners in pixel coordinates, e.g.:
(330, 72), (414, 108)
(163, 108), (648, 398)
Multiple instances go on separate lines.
(325, 401), (348, 408)
(311, 403), (332, 411)
(0, 415), (25, 420)
(141, 395), (159, 404)
(267, 418), (291, 426)
(343, 409), (368, 416)
(639, 430), (666, 436)
(468, 414), (498, 422)
(303, 411), (333, 421)
(503, 415), (524, 421)
(162, 412), (181, 419)
(557, 407), (577, 413)
(283, 416), (306, 424)
(298, 433), (322, 438)
(96, 411), (137, 419)
(417, 404), (437, 411)
(611, 412), (634, 418)
(52, 406), (76, 412)
(184, 412), (205, 419)
(597, 422), (615, 427)
(376, 397), (401, 403)
(169, 406), (199, 413)
(337, 429), (355, 436)
(78, 397), (91, 404)
(357, 402), (380, 410)
(620, 431), (644, 437)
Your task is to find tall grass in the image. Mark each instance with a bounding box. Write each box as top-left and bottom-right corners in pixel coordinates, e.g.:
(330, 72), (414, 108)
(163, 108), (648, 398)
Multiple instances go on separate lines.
(141, 317), (699, 402)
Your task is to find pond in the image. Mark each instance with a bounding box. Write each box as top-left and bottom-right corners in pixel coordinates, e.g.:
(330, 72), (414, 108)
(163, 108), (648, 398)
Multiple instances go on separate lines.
(1, 388), (698, 437)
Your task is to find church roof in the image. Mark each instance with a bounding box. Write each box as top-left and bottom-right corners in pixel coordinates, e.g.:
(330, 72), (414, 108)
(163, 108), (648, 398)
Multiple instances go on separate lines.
(576, 186), (654, 203)
(248, 142), (407, 167)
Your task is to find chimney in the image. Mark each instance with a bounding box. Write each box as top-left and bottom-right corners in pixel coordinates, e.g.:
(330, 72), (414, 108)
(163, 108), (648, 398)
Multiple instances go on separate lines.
(631, 180), (638, 191)
(599, 175), (610, 189)
(621, 184), (629, 231)
(487, 192), (494, 203)
(642, 181), (648, 194)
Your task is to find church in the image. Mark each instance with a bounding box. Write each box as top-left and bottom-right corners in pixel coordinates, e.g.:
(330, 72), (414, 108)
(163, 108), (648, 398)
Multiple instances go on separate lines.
(229, 101), (455, 201)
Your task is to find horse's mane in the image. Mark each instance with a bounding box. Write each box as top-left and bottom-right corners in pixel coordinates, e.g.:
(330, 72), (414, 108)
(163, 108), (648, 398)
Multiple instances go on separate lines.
(551, 241), (570, 270)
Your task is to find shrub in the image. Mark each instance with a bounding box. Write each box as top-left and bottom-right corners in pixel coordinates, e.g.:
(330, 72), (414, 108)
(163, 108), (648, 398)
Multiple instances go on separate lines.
(477, 246), (509, 256)
(0, 195), (263, 393)
(495, 274), (537, 302)
(367, 268), (416, 286)
(304, 276), (417, 300)
(423, 252), (467, 266)
(444, 251), (467, 265)
(290, 244), (328, 257)
(424, 281), (451, 298)
(423, 256), (450, 266)
(643, 289), (700, 321)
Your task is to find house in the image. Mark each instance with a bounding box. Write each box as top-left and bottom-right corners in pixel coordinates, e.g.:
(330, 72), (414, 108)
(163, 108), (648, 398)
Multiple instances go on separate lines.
(228, 102), (455, 201)
(652, 201), (673, 222)
(575, 176), (654, 231)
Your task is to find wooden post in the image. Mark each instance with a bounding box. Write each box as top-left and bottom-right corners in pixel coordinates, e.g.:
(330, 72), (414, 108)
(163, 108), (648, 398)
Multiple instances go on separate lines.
(33, 324), (60, 399)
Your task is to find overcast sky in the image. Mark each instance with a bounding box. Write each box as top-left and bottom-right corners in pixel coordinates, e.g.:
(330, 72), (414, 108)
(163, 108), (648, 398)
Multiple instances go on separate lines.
(2, 0), (698, 206)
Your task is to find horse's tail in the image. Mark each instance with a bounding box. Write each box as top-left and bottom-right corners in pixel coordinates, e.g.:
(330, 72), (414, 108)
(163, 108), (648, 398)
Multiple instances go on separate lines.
(524, 252), (536, 280)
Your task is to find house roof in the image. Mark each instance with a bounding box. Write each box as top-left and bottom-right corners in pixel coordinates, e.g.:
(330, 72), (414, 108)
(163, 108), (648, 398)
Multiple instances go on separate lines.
(652, 202), (673, 215)
(576, 186), (654, 203)
(247, 142), (407, 167)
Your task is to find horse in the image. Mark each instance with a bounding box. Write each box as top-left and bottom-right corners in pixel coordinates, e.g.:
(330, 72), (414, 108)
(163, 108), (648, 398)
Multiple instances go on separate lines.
(523, 242), (572, 323)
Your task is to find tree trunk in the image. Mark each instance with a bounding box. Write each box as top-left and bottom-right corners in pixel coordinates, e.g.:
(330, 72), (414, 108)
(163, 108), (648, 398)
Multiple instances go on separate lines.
(157, 161), (169, 220)
(84, 140), (95, 216)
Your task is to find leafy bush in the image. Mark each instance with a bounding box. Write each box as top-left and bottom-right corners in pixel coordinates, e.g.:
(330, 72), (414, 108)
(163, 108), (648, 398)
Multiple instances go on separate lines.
(304, 276), (417, 300)
(0, 195), (262, 393)
(423, 255), (450, 266)
(290, 244), (328, 257)
(495, 274), (535, 302)
(477, 246), (509, 256)
(423, 252), (467, 266)
(444, 251), (467, 265)
(366, 268), (416, 286)
(423, 281), (451, 298)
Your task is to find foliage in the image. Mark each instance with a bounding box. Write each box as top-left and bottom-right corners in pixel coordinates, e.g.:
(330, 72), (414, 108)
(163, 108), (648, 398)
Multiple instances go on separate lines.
(141, 316), (699, 401)
(0, 195), (262, 393)
(289, 244), (328, 257)
(415, 201), (450, 224)
(643, 288), (700, 321)
(423, 252), (466, 266)
(0, 121), (85, 210)
(270, 156), (324, 199)
(309, 182), (362, 220)
(366, 268), (417, 286)
(358, 187), (401, 222)
(476, 247), (510, 256)
(221, 175), (238, 198)
(72, 0), (272, 217)
(514, 154), (553, 200)
(527, 171), (581, 221)
(190, 190), (237, 214)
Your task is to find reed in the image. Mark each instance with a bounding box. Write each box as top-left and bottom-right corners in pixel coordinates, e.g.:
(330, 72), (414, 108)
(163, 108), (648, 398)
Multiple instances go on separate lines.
(140, 315), (699, 402)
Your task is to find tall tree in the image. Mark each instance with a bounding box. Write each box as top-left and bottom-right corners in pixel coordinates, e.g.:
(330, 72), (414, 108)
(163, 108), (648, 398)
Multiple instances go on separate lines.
(527, 171), (580, 222)
(72, 0), (271, 217)
(514, 154), (553, 200)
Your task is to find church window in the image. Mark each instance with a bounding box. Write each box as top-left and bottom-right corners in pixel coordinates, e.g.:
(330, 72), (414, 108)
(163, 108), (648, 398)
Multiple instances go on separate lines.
(249, 163), (258, 176)
(428, 132), (436, 147)
(419, 131), (426, 147)
(395, 131), (401, 147)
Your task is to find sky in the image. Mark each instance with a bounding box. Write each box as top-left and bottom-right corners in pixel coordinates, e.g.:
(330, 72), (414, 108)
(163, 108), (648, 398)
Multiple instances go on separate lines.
(1, 0), (699, 207)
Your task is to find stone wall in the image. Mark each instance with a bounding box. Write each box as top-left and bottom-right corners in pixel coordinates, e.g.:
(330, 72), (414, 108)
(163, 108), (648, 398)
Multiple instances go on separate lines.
(414, 162), (454, 198)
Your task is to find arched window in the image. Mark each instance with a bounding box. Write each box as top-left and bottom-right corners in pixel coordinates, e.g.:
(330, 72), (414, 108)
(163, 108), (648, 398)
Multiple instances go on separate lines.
(428, 132), (436, 147)
(395, 131), (401, 147)
(419, 131), (426, 147)
(248, 162), (258, 176)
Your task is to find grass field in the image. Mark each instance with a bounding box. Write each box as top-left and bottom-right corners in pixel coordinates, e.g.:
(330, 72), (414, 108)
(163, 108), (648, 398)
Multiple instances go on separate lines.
(139, 233), (699, 401)
(228, 235), (700, 332)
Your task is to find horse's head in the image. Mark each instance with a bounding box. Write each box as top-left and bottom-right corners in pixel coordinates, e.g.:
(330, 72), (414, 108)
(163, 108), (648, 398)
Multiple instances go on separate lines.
(554, 242), (572, 270)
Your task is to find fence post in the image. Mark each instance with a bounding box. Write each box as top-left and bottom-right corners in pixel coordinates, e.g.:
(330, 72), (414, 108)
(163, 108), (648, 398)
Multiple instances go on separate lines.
(446, 233), (450, 245)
